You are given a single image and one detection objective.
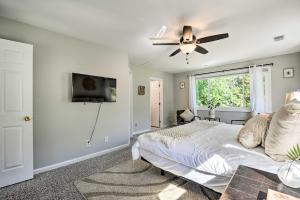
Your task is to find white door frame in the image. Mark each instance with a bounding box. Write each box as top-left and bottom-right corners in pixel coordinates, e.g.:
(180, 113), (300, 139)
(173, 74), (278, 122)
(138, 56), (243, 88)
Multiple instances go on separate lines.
(129, 69), (133, 137)
(149, 77), (163, 128)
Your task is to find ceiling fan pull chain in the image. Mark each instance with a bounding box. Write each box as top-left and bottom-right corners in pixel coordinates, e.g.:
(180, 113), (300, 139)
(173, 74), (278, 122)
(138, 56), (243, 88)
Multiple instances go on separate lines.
(186, 54), (189, 64)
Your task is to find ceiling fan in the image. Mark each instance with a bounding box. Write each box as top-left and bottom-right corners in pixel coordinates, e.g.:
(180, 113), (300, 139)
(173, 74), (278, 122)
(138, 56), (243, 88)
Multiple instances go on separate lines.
(152, 26), (229, 60)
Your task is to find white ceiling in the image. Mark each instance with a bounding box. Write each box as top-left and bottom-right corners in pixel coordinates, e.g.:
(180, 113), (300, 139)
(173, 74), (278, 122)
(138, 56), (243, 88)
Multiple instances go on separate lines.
(0, 0), (300, 73)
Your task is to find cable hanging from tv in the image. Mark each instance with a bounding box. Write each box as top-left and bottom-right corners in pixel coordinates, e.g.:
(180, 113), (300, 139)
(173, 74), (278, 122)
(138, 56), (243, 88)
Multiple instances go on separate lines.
(87, 102), (102, 145)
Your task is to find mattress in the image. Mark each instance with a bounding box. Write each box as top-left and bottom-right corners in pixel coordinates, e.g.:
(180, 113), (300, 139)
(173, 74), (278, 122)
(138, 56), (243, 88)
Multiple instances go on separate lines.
(132, 121), (282, 189)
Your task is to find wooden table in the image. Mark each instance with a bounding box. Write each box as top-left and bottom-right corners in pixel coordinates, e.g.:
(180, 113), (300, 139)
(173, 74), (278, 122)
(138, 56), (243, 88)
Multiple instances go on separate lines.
(231, 119), (246, 125)
(220, 165), (300, 200)
(204, 117), (220, 122)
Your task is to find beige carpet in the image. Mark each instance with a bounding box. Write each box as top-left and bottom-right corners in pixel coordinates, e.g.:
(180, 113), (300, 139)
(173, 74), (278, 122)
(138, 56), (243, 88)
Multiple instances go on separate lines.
(74, 160), (220, 200)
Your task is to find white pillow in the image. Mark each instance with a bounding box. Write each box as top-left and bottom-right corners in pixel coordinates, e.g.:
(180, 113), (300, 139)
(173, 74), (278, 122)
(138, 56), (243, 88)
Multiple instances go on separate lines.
(180, 108), (194, 122)
(237, 114), (271, 149)
(265, 101), (300, 161)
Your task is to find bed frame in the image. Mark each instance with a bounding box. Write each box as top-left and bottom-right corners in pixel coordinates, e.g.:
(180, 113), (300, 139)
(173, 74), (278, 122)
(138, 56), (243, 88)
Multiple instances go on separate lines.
(140, 156), (222, 198)
(141, 156), (165, 176)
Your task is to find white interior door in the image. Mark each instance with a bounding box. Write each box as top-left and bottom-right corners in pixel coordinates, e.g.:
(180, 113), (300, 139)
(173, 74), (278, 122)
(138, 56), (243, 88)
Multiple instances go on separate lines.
(150, 80), (160, 127)
(0, 39), (33, 187)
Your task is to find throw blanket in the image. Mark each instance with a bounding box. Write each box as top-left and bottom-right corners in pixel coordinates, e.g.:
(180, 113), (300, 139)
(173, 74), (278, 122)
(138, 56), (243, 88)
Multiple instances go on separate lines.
(142, 120), (220, 148)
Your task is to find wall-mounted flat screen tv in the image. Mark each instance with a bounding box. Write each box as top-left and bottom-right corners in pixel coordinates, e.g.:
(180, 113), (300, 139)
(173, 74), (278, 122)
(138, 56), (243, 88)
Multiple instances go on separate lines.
(72, 73), (116, 102)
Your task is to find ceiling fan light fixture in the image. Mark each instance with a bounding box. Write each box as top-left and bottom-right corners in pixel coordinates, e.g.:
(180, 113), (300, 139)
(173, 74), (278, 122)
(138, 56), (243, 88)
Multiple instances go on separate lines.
(152, 25), (229, 58)
(180, 43), (196, 54)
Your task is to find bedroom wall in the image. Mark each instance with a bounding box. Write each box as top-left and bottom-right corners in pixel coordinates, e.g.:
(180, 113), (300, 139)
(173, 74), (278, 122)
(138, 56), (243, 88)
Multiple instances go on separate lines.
(0, 17), (130, 169)
(174, 52), (300, 123)
(131, 65), (175, 133)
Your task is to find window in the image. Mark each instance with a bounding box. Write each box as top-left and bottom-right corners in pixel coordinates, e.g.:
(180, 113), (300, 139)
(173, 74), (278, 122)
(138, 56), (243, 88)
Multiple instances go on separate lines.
(196, 73), (250, 110)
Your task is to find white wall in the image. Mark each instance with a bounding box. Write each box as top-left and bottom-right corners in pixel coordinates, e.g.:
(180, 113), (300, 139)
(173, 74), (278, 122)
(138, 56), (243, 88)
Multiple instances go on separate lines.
(0, 17), (130, 169)
(174, 52), (300, 123)
(131, 65), (175, 133)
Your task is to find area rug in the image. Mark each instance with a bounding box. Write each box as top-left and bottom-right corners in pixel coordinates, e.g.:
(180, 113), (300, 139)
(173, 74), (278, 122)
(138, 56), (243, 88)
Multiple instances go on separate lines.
(74, 160), (220, 200)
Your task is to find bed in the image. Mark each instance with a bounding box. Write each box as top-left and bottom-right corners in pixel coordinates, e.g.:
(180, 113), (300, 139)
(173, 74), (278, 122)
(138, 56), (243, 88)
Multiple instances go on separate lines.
(132, 120), (282, 193)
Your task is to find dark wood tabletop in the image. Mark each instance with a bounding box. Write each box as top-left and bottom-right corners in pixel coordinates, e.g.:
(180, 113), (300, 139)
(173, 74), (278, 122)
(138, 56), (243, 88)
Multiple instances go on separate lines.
(220, 165), (300, 200)
(204, 117), (220, 122)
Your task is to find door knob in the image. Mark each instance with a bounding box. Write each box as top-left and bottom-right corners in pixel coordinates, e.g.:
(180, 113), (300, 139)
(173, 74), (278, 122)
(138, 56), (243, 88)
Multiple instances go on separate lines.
(24, 116), (32, 122)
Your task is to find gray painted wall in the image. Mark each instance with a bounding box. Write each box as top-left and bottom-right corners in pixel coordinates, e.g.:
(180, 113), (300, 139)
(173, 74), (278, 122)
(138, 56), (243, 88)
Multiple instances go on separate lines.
(174, 52), (300, 123)
(131, 65), (175, 132)
(0, 17), (130, 169)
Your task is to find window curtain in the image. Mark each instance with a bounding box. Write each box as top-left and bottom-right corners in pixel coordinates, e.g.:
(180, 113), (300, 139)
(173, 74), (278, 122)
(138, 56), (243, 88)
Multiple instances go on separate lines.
(249, 65), (272, 114)
(188, 75), (197, 115)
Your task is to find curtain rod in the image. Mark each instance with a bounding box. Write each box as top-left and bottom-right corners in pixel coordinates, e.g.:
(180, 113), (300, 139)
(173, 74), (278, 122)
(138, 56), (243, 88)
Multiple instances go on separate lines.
(191, 63), (274, 77)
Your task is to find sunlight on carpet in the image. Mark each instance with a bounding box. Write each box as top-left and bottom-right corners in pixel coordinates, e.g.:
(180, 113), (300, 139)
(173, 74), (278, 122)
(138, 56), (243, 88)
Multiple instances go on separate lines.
(158, 184), (186, 200)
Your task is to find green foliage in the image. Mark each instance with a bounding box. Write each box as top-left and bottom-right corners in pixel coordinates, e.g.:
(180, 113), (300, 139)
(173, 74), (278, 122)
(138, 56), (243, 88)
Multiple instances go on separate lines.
(196, 74), (250, 108)
(288, 144), (300, 161)
(196, 79), (208, 106)
(208, 100), (220, 110)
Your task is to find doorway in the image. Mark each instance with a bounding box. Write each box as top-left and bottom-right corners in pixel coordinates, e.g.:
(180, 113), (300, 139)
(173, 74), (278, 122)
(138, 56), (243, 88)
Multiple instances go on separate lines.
(150, 78), (163, 129)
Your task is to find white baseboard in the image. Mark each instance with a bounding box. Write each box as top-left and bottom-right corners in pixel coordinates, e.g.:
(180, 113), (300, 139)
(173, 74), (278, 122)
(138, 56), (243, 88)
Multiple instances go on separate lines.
(33, 143), (129, 175)
(132, 129), (151, 135)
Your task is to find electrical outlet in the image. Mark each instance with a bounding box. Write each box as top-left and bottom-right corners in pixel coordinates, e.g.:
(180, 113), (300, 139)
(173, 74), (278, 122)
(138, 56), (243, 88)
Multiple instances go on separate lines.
(86, 140), (91, 147)
(104, 136), (109, 143)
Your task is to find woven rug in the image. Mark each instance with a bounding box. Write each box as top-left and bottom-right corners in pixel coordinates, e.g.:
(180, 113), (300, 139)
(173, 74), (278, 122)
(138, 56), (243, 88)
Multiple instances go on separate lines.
(74, 160), (220, 200)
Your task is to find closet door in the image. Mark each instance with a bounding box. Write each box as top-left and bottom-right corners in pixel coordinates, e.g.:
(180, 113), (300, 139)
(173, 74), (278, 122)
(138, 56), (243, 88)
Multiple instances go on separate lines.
(0, 38), (33, 187)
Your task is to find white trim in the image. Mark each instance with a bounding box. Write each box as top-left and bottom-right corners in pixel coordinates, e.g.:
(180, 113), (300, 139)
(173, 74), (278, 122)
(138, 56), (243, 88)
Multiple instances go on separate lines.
(33, 143), (129, 175)
(129, 69), (133, 137)
(132, 129), (151, 135)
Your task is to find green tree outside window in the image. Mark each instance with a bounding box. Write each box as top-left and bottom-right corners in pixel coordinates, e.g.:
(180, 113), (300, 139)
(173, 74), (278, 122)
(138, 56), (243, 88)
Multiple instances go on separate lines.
(196, 74), (250, 108)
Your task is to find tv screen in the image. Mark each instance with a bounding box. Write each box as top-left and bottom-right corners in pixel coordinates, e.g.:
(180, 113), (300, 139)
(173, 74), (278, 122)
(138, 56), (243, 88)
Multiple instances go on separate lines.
(72, 73), (116, 102)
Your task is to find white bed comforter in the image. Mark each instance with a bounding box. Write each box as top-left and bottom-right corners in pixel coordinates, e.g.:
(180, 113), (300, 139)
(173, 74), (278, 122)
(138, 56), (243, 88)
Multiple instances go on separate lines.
(132, 120), (282, 177)
(144, 120), (219, 148)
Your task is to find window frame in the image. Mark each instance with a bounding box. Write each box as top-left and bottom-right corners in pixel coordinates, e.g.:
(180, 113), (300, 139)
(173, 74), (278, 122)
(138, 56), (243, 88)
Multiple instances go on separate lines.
(195, 72), (251, 113)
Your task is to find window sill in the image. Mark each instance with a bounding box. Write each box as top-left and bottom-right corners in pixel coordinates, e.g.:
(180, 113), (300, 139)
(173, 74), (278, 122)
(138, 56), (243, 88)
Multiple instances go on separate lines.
(196, 107), (250, 113)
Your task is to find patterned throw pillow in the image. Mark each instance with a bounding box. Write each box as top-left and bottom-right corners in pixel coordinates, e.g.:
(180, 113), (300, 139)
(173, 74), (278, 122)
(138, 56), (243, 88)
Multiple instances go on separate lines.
(179, 108), (194, 122)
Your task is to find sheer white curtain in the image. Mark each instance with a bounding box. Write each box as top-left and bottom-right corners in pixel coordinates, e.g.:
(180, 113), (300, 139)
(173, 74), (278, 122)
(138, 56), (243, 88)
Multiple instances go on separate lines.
(249, 65), (272, 114)
(188, 75), (197, 115)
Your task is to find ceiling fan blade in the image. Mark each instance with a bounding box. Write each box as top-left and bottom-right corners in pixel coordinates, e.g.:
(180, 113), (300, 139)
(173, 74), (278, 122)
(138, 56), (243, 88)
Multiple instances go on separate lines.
(152, 42), (179, 45)
(169, 49), (181, 57)
(149, 37), (174, 40)
(196, 33), (229, 44)
(194, 45), (208, 54)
